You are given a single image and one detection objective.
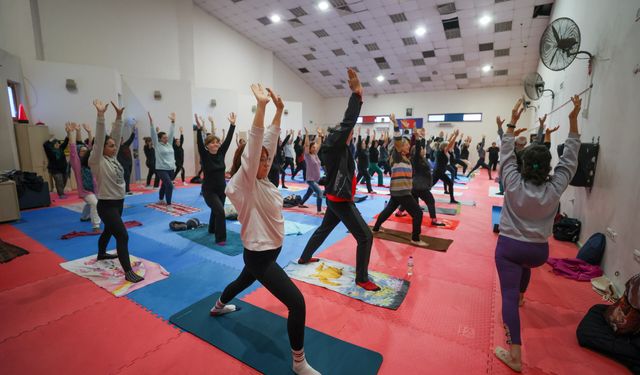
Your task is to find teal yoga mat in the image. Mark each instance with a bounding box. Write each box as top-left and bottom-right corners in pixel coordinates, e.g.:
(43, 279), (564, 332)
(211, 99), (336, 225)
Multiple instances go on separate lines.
(170, 292), (383, 375)
(177, 227), (243, 256)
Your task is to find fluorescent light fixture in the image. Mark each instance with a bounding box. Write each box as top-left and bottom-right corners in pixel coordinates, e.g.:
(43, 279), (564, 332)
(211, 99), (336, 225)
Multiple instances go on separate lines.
(479, 15), (492, 26)
(428, 114), (446, 122)
(376, 75), (385, 82)
(270, 14), (281, 23)
(415, 26), (427, 36)
(356, 116), (363, 123)
(318, 1), (330, 11)
(463, 113), (482, 121)
(482, 64), (492, 73)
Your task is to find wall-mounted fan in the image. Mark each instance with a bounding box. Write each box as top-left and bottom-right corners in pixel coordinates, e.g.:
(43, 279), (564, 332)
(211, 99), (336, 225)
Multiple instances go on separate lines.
(523, 72), (555, 100)
(539, 17), (592, 71)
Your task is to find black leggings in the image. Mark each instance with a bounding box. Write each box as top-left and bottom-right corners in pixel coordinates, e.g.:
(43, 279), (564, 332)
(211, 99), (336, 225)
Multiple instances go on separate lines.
(202, 189), (226, 243)
(455, 158), (468, 174)
(282, 157), (295, 183)
(356, 166), (373, 192)
(268, 165), (280, 187)
(97, 199), (132, 271)
(397, 188), (437, 220)
(174, 164), (185, 183)
(146, 164), (159, 187)
(300, 199), (373, 283)
(468, 160), (492, 179)
(432, 169), (455, 202)
(121, 162), (132, 193)
(292, 160), (306, 181)
(447, 164), (458, 181)
(220, 247), (306, 350)
(488, 160), (499, 171)
(374, 194), (423, 241)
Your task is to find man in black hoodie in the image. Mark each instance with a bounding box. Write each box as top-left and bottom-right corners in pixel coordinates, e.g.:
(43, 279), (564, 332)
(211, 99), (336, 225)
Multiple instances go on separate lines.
(298, 69), (379, 291)
(43, 135), (69, 198)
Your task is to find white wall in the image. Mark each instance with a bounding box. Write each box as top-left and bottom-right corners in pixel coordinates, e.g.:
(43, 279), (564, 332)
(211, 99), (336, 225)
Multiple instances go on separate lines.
(0, 0), (37, 60)
(0, 49), (25, 170)
(533, 0), (640, 290)
(322, 86), (532, 165)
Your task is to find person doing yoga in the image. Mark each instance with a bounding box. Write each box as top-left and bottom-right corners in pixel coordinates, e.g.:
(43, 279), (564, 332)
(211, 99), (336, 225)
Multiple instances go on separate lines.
(372, 114), (428, 246)
(431, 130), (460, 204)
(298, 68), (380, 292)
(493, 96), (582, 372)
(149, 112), (176, 209)
(88, 100), (143, 283)
(210, 85), (319, 375)
(298, 127), (324, 214)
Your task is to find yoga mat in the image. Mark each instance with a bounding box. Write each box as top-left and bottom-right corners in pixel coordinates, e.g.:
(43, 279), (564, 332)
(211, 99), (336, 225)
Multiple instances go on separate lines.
(434, 197), (476, 206)
(0, 238), (29, 263)
(145, 202), (201, 216)
(492, 205), (502, 233)
(431, 189), (463, 197)
(286, 258), (409, 309)
(228, 220), (317, 236)
(60, 220), (143, 239)
(62, 202), (131, 213)
(370, 226), (453, 252)
(357, 187), (390, 195)
(435, 206), (460, 216)
(433, 182), (469, 190)
(170, 292), (383, 374)
(60, 251), (170, 297)
(488, 186), (504, 198)
(177, 226), (244, 256)
(377, 214), (460, 230)
(281, 185), (306, 192)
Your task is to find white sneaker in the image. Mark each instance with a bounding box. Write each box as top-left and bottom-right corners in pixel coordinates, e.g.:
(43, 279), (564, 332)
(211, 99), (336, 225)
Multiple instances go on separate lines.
(166, 205), (174, 212)
(183, 181), (189, 186)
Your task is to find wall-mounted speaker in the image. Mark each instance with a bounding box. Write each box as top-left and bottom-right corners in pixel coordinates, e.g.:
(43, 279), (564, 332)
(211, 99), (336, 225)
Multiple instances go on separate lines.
(65, 79), (77, 92)
(210, 99), (216, 107)
(284, 109), (289, 115)
(153, 90), (162, 100)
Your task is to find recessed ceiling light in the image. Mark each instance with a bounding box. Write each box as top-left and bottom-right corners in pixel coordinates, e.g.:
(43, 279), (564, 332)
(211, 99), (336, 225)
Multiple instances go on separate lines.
(482, 64), (492, 73)
(318, 1), (330, 11)
(376, 75), (385, 82)
(270, 14), (281, 23)
(415, 27), (427, 36)
(479, 15), (492, 26)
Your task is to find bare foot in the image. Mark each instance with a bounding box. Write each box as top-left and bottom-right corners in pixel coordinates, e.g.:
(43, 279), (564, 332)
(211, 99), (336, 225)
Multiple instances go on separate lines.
(494, 346), (522, 372)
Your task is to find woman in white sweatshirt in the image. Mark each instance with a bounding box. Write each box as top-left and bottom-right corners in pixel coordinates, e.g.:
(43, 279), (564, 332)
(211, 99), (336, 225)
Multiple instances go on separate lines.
(209, 84), (319, 375)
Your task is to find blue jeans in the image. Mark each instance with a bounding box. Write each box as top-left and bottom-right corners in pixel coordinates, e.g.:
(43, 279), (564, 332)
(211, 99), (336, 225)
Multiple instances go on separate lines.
(156, 169), (174, 205)
(301, 181), (323, 212)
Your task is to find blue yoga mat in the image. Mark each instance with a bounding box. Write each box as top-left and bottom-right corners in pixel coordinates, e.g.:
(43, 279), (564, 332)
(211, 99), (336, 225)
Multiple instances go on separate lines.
(492, 205), (502, 233)
(170, 292), (383, 375)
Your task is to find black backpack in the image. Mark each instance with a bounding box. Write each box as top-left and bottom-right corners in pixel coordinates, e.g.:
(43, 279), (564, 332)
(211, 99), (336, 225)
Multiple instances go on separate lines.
(577, 233), (606, 265)
(283, 195), (302, 208)
(553, 215), (581, 242)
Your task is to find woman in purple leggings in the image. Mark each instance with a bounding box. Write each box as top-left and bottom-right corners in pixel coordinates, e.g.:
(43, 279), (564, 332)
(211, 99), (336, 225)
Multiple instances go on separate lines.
(494, 95), (582, 372)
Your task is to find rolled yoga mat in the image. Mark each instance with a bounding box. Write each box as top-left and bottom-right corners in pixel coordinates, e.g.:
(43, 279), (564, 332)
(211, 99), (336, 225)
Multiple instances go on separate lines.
(370, 226), (453, 252)
(170, 292), (384, 375)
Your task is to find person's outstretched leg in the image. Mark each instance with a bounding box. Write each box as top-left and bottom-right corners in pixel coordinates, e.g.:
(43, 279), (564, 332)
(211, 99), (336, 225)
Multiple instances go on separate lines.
(364, 171), (373, 192)
(214, 265), (256, 315)
(372, 198), (399, 231)
(441, 174), (458, 203)
(310, 182), (323, 213)
(299, 204), (340, 263)
(299, 184), (314, 206)
(398, 195), (425, 243)
(467, 161), (481, 177)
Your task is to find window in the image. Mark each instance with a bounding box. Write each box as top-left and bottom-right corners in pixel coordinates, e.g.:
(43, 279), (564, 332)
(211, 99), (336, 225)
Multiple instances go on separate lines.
(427, 113), (482, 122)
(7, 81), (19, 119)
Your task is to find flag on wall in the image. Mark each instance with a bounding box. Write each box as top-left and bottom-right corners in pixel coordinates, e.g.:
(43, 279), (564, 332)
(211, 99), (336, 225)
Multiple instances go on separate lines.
(398, 118), (423, 129)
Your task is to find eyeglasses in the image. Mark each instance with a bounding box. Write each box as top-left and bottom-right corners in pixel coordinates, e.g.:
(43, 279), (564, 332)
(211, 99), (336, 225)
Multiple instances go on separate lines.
(259, 157), (271, 163)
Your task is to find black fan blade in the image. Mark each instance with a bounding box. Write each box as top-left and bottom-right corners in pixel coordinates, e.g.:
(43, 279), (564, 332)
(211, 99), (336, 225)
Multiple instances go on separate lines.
(550, 48), (558, 65)
(552, 26), (560, 44)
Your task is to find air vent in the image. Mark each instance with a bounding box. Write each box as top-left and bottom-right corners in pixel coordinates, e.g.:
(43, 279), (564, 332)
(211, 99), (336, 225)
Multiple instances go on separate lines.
(454, 73), (467, 79)
(412, 58), (425, 66)
(422, 50), (436, 58)
(320, 70), (332, 76)
(332, 48), (346, 56)
(298, 68), (309, 73)
(389, 13), (407, 23)
(303, 54), (316, 60)
(479, 42), (494, 51)
(334, 84), (345, 90)
(494, 69), (508, 76)
(330, 0), (352, 14)
(402, 37), (418, 46)
(495, 0), (510, 3)
(420, 76), (432, 82)
(442, 17), (461, 39)
(377, 62), (390, 69)
(364, 43), (379, 51)
(388, 79), (400, 85)
(313, 29), (329, 38)
(494, 48), (510, 57)
(289, 6), (307, 17)
(231, 0), (242, 3)
(288, 18), (304, 28)
(362, 82), (371, 87)
(257, 16), (272, 25)
(437, 2), (457, 15)
(450, 54), (465, 62)
(533, 3), (553, 18)
(494, 21), (512, 32)
(349, 22), (366, 31)
(283, 36), (297, 44)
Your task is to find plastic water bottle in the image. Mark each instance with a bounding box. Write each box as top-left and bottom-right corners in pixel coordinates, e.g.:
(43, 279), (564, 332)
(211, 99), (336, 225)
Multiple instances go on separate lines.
(407, 256), (414, 276)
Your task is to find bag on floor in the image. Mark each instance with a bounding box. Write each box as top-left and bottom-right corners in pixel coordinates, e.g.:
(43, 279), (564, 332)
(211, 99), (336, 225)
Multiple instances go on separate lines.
(604, 273), (640, 335)
(186, 218), (201, 230)
(553, 215), (581, 242)
(170, 221), (188, 231)
(283, 194), (302, 208)
(577, 233), (606, 265)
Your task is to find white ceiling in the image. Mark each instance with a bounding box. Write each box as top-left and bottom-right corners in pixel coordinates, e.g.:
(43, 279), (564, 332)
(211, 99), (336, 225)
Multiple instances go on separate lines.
(196, 0), (554, 98)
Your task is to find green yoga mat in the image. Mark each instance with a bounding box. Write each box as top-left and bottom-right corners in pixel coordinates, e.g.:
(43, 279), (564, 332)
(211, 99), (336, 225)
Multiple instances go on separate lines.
(177, 227), (243, 256)
(431, 205), (460, 216)
(170, 292), (383, 375)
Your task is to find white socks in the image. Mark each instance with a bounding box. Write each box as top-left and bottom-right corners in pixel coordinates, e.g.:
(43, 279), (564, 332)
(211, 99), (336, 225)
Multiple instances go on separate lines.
(210, 299), (238, 316)
(292, 349), (321, 375)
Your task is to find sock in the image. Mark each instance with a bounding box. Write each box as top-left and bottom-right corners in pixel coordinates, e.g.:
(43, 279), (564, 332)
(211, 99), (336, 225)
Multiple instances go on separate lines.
(356, 280), (381, 291)
(97, 252), (118, 260)
(216, 241), (226, 246)
(298, 257), (320, 264)
(292, 349), (320, 375)
(210, 299), (239, 316)
(124, 270), (144, 283)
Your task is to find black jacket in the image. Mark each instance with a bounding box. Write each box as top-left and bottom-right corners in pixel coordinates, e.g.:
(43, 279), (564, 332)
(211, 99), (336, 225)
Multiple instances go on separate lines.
(412, 138), (432, 189)
(43, 138), (69, 173)
(320, 93), (362, 200)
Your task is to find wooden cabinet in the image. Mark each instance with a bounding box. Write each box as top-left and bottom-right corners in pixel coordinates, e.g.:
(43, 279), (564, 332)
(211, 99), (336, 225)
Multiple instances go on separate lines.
(0, 180), (20, 222)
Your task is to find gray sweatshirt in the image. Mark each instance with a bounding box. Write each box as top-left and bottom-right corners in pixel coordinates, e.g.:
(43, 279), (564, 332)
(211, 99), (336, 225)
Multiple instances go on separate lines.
(499, 132), (580, 243)
(88, 115), (125, 200)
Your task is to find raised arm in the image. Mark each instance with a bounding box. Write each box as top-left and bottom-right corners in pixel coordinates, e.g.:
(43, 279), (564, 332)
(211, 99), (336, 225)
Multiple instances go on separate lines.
(234, 84), (270, 186)
(195, 115), (206, 158)
(110, 102), (125, 155)
(263, 88), (283, 170)
(496, 116), (505, 140)
(122, 127), (136, 148)
(535, 114), (547, 144)
(219, 112), (237, 156)
(549, 95), (582, 193)
(500, 99), (527, 188)
(445, 130), (458, 153)
(148, 112), (159, 147)
(303, 127), (310, 154)
(67, 123), (81, 176)
(167, 112), (176, 142)
(89, 100), (110, 167)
